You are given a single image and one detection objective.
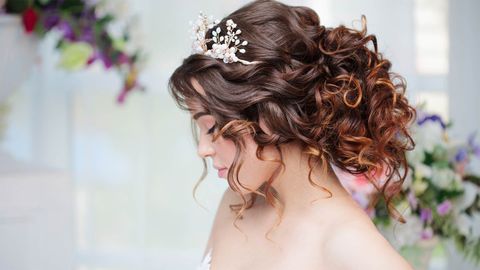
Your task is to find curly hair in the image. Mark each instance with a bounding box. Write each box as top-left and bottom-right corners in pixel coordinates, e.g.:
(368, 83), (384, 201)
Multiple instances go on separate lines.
(168, 0), (416, 240)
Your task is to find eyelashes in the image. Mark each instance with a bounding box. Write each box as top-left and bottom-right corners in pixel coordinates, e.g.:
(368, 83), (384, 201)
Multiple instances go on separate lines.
(207, 123), (217, 135)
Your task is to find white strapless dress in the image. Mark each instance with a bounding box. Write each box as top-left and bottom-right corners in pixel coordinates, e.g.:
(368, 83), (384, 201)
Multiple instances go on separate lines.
(196, 247), (212, 270)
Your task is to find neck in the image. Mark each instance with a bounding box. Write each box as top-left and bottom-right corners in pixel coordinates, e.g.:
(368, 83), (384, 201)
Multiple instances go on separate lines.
(265, 141), (352, 215)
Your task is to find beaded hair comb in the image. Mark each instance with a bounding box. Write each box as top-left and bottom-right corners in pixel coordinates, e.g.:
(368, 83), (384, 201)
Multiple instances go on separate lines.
(189, 11), (260, 65)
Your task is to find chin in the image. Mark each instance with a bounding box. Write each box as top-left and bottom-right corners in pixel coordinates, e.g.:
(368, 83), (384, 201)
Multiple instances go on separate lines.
(229, 173), (271, 196)
(226, 153), (279, 196)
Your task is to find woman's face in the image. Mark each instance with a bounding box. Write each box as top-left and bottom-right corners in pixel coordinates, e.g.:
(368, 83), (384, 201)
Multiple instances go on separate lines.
(189, 78), (280, 195)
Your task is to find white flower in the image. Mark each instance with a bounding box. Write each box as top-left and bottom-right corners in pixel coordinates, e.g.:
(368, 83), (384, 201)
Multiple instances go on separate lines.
(95, 0), (128, 21)
(377, 202), (425, 249)
(414, 163), (432, 179)
(430, 166), (457, 189)
(412, 178), (428, 195)
(189, 12), (258, 65)
(454, 212), (473, 237)
(411, 121), (446, 153)
(402, 168), (413, 191)
(452, 182), (479, 212)
(407, 146), (426, 165)
(453, 212), (480, 242)
(384, 214), (423, 248)
(471, 212), (480, 239)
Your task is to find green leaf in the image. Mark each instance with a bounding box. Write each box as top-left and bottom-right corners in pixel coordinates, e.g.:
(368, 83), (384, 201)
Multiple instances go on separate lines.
(96, 14), (115, 28)
(59, 0), (84, 11)
(5, 0), (30, 13)
(37, 0), (52, 5)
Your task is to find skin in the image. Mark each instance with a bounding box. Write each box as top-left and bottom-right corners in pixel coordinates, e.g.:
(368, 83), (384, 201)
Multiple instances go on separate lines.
(190, 78), (413, 270)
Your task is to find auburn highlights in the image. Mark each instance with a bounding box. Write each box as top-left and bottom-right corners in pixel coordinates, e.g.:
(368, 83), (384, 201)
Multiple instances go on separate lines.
(168, 0), (416, 238)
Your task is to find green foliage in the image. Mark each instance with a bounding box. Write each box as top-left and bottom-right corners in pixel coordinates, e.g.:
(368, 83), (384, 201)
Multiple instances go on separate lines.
(5, 0), (29, 13)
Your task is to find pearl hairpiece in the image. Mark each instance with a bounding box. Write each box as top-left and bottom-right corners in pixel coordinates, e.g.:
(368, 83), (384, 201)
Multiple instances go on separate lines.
(189, 11), (260, 65)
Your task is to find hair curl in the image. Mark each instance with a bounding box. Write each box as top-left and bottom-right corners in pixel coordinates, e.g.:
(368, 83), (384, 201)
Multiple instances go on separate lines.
(168, 0), (416, 240)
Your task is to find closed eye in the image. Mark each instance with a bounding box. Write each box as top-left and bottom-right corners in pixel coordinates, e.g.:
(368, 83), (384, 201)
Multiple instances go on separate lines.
(207, 123), (217, 135)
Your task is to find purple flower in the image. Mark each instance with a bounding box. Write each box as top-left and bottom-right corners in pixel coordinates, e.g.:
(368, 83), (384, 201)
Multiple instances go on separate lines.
(437, 200), (452, 216)
(407, 191), (418, 210)
(100, 53), (113, 69)
(468, 131), (477, 146)
(86, 50), (100, 66)
(84, 0), (101, 8)
(421, 227), (434, 240)
(117, 88), (128, 104)
(474, 146), (480, 158)
(80, 26), (94, 44)
(468, 131), (480, 158)
(87, 50), (113, 69)
(43, 12), (60, 30)
(455, 148), (469, 163)
(58, 21), (75, 41)
(417, 113), (447, 130)
(118, 53), (130, 65)
(420, 208), (433, 223)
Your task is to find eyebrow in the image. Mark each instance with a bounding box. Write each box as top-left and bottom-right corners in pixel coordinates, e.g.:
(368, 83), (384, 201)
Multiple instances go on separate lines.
(192, 111), (210, 120)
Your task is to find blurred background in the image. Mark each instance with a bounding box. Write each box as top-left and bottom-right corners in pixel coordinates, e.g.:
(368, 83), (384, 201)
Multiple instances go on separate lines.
(0, 0), (479, 269)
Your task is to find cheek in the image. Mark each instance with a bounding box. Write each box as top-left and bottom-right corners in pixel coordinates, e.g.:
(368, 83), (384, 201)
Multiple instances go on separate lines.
(214, 137), (237, 167)
(219, 134), (279, 194)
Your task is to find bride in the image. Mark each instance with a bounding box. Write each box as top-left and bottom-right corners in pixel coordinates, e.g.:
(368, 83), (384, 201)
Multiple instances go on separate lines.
(169, 0), (416, 269)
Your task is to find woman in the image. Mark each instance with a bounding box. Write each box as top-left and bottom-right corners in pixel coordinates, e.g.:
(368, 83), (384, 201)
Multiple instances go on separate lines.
(169, 0), (416, 269)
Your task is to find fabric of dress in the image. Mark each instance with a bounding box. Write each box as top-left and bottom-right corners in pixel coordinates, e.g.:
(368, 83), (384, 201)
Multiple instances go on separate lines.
(196, 247), (212, 270)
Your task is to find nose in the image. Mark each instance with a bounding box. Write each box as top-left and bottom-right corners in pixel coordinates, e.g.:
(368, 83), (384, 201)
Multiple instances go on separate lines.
(197, 136), (215, 158)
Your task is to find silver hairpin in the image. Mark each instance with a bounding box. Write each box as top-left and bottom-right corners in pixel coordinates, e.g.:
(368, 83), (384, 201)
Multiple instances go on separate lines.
(189, 11), (260, 65)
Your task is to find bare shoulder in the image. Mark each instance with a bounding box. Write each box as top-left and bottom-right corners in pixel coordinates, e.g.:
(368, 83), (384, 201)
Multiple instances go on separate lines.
(202, 188), (243, 257)
(322, 216), (414, 270)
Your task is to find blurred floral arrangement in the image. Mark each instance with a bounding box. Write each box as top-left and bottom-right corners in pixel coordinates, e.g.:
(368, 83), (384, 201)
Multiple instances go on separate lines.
(342, 102), (480, 265)
(0, 0), (144, 103)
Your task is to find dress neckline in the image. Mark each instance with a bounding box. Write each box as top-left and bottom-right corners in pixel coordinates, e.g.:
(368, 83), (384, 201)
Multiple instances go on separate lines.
(197, 247), (212, 270)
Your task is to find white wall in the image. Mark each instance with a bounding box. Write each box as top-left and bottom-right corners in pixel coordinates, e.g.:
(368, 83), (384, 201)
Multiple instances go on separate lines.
(448, 0), (480, 147)
(0, 0), (465, 269)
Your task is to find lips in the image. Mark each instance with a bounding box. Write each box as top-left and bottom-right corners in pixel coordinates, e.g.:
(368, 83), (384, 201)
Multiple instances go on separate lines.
(217, 168), (227, 178)
(214, 165), (227, 178)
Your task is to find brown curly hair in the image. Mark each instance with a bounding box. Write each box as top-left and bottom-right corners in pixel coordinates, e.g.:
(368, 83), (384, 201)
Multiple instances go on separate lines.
(168, 0), (416, 239)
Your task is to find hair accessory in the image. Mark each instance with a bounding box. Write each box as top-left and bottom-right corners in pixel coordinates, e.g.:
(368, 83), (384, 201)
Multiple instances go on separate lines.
(189, 11), (260, 65)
